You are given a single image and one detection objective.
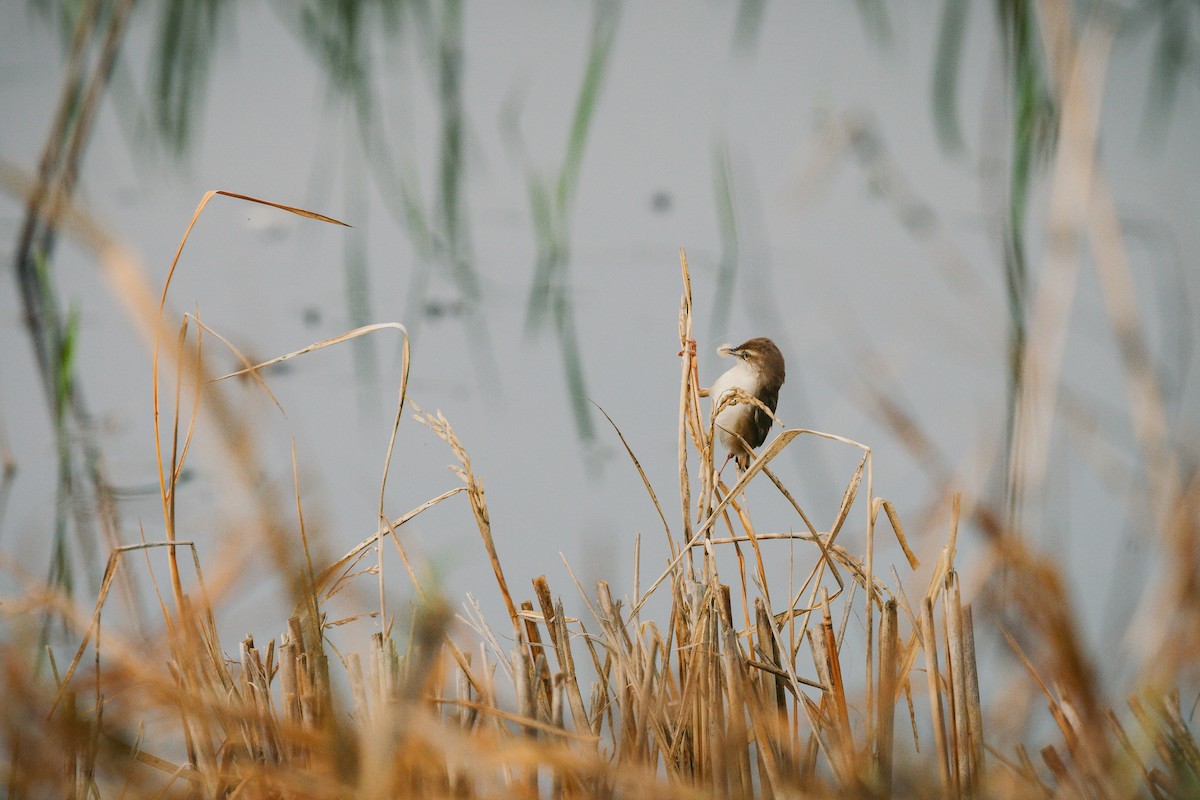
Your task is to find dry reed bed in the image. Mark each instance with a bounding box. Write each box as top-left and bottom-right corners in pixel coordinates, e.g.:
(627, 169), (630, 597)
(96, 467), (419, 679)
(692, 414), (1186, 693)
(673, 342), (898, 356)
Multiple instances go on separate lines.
(1, 209), (1197, 799)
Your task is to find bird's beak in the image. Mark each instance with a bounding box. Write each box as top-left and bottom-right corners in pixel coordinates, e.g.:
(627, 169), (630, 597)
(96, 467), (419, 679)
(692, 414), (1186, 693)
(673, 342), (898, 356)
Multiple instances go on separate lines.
(717, 343), (735, 357)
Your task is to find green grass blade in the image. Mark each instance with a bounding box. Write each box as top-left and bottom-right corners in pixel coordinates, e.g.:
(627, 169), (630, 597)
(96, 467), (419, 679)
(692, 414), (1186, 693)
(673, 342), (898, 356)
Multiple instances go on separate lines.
(731, 0), (767, 56)
(854, 0), (893, 49)
(523, 176), (560, 337)
(709, 137), (739, 338)
(555, 0), (620, 214)
(153, 0), (228, 155)
(932, 0), (969, 153)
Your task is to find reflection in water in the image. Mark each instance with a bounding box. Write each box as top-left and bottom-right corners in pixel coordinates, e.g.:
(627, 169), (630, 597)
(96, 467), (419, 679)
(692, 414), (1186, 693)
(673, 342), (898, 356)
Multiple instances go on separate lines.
(508, 0), (621, 463)
(709, 136), (738, 340)
(295, 1), (500, 392)
(6, 0), (1199, 720)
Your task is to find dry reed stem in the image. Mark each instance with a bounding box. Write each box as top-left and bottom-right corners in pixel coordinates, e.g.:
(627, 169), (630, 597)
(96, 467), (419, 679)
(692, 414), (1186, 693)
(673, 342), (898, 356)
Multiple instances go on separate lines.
(961, 604), (985, 786)
(1009, 1), (1110, 520)
(945, 571), (972, 793)
(677, 248), (698, 575)
(594, 402), (677, 561)
(153, 190), (350, 615)
(922, 596), (955, 799)
(877, 598), (898, 792)
(5, 137), (1196, 796)
(415, 406), (518, 628)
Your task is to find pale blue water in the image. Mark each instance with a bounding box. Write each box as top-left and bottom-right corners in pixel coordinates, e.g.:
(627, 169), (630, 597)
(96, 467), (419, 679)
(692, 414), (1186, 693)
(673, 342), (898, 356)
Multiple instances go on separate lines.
(1, 3), (1197, 722)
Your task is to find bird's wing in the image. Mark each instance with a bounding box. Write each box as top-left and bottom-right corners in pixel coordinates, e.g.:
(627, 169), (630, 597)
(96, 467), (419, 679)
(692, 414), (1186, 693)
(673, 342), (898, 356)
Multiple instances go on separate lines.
(747, 384), (780, 449)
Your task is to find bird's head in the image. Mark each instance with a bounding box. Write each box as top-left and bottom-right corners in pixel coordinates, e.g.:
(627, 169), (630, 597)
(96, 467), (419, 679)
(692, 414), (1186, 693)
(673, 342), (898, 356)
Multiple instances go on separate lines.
(717, 337), (786, 384)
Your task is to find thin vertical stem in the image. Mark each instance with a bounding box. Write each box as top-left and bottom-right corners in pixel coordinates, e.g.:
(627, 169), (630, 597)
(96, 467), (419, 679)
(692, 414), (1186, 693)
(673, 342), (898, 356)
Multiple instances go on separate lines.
(922, 597), (954, 799)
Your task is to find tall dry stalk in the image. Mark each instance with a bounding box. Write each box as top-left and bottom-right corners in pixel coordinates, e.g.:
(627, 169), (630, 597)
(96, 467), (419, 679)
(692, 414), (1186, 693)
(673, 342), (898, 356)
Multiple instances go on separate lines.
(0, 191), (1196, 798)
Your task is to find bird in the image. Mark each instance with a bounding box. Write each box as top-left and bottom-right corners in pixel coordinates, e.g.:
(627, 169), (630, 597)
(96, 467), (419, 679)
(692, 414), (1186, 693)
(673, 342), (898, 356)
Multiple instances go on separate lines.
(706, 337), (786, 474)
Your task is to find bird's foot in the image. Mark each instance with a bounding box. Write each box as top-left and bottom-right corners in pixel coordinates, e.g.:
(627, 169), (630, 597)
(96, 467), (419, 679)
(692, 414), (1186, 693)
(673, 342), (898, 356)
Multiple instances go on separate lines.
(716, 450), (734, 481)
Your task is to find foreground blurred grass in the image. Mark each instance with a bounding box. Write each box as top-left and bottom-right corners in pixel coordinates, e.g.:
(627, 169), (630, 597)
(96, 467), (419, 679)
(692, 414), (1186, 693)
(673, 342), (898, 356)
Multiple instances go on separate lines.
(5, 2), (1199, 796)
(1, 200), (1197, 795)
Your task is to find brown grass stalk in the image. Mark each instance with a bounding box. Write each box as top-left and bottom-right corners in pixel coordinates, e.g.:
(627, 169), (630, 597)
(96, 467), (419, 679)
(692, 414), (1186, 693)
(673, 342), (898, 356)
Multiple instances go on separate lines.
(2, 173), (1197, 797)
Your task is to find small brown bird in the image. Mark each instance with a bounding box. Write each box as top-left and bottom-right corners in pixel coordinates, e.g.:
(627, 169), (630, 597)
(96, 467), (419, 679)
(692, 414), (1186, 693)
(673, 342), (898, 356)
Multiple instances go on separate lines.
(708, 337), (786, 473)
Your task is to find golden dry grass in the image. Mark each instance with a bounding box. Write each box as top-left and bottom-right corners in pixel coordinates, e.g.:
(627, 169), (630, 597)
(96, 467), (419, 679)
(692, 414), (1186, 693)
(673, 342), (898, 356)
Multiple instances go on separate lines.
(0, 182), (1197, 798)
(4, 1), (1199, 794)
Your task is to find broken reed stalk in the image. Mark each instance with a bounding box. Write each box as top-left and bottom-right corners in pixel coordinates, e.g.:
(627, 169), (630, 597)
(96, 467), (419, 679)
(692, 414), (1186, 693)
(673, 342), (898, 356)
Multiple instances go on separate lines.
(877, 598), (898, 793)
(946, 571), (972, 792)
(677, 247), (697, 577)
(14, 224), (1200, 798)
(922, 596), (955, 799)
(961, 604), (985, 783)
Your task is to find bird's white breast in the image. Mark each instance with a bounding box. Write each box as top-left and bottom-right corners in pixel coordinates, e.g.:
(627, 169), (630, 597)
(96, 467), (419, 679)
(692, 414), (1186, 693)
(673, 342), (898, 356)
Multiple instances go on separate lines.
(710, 360), (761, 448)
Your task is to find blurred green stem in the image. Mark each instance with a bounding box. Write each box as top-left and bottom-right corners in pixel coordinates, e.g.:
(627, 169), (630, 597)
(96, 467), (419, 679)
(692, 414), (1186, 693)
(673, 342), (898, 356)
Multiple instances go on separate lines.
(13, 0), (137, 637)
(998, 0), (1052, 528)
(517, 0), (620, 454)
(709, 137), (738, 339)
(343, 136), (378, 411)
